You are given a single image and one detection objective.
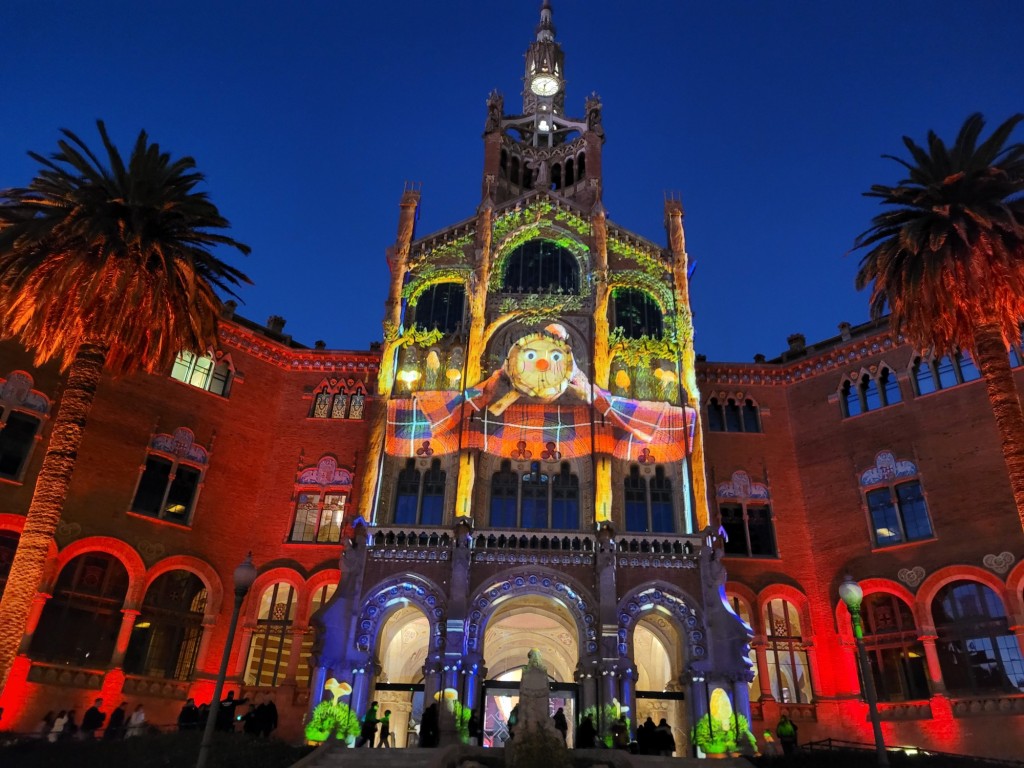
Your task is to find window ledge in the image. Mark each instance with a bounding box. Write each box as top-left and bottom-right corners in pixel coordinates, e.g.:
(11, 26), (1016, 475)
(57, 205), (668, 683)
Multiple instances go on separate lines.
(871, 536), (937, 553)
(0, 475), (25, 487)
(722, 554), (782, 562)
(912, 377), (984, 399)
(283, 539), (343, 546)
(168, 378), (230, 400)
(841, 401), (905, 421)
(125, 510), (193, 530)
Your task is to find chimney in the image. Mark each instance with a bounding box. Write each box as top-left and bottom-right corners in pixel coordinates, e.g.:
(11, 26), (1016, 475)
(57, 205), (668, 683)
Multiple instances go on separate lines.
(221, 300), (237, 320)
(314, 340), (327, 350)
(787, 333), (806, 353)
(267, 315), (286, 334)
(753, 353), (766, 363)
(838, 322), (852, 341)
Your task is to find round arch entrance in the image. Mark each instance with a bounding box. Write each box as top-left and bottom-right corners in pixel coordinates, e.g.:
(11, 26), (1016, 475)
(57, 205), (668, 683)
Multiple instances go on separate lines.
(480, 594), (580, 747)
(633, 613), (689, 756)
(375, 605), (430, 747)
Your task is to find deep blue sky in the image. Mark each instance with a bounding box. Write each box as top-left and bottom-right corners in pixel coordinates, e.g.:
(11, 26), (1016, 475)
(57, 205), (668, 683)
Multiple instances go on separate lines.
(2, 1), (1022, 362)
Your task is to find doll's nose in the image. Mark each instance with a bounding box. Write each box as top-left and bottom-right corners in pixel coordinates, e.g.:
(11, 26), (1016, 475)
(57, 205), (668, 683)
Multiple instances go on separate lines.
(535, 358), (549, 371)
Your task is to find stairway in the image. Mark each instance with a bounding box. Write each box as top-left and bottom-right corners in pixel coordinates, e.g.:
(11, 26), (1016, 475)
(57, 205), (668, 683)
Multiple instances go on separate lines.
(301, 744), (751, 768)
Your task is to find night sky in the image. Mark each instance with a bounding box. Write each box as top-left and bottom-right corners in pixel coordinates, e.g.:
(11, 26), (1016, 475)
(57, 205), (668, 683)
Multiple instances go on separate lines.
(2, 1), (1022, 362)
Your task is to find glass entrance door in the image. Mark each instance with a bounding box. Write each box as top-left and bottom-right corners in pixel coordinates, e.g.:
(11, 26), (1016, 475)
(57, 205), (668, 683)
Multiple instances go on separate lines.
(480, 680), (578, 747)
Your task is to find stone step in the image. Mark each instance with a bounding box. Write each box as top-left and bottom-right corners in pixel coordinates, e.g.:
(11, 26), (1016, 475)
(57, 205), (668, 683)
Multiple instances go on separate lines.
(303, 744), (751, 768)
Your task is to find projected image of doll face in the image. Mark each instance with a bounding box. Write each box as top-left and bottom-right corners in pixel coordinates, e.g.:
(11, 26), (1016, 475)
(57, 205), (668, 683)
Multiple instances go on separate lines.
(504, 332), (574, 401)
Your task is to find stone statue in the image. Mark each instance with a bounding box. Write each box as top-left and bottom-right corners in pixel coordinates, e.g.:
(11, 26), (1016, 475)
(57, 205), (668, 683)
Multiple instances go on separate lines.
(506, 650), (570, 768)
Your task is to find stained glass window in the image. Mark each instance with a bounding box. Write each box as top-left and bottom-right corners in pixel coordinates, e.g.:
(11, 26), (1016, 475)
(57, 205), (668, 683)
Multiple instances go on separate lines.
(331, 394), (349, 419)
(313, 393), (331, 418)
(349, 394), (365, 420)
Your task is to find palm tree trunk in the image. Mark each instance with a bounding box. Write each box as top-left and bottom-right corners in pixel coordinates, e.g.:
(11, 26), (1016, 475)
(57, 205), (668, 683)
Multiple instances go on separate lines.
(972, 321), (1024, 533)
(0, 342), (107, 692)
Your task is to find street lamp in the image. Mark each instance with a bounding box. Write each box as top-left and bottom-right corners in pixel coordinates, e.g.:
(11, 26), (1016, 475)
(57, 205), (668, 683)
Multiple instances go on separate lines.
(197, 553), (258, 768)
(838, 574), (889, 767)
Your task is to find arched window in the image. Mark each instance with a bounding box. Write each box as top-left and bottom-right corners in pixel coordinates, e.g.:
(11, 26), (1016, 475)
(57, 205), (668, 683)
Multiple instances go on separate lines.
(764, 598), (813, 703)
(577, 153), (586, 180)
(0, 531), (19, 595)
(296, 583), (338, 689)
(728, 593), (760, 699)
(488, 460), (579, 529)
(565, 157), (575, 186)
(841, 366), (902, 417)
(707, 397), (761, 433)
(0, 370), (49, 482)
(611, 288), (663, 339)
(501, 240), (580, 295)
(510, 156), (520, 185)
(291, 491), (347, 543)
(500, 150), (508, 178)
(245, 581), (297, 688)
(934, 581), (1024, 694)
(170, 351), (232, 396)
(717, 471), (775, 558)
(623, 465), (675, 533)
(413, 283), (466, 335)
(861, 593), (929, 701)
(125, 571), (207, 681)
(31, 552), (130, 666)
(393, 459), (446, 526)
(912, 353), (980, 395)
(551, 163), (562, 190)
(130, 428), (208, 526)
(859, 453), (932, 547)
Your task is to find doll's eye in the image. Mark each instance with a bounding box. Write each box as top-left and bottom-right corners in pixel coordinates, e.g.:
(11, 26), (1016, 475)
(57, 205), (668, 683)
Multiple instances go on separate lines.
(524, 350), (537, 360)
(550, 352), (563, 363)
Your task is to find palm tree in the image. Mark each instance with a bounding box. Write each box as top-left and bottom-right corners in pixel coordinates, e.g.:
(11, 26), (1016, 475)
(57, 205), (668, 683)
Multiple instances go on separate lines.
(854, 112), (1024, 530)
(0, 121), (250, 689)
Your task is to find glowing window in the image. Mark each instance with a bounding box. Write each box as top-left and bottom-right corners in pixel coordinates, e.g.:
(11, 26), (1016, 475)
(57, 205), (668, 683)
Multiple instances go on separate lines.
(764, 598), (813, 703)
(501, 240), (580, 295)
(171, 351), (232, 396)
(125, 570), (207, 681)
(245, 582), (298, 688)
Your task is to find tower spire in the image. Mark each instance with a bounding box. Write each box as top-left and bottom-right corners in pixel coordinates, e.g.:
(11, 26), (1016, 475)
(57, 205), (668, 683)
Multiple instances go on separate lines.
(536, 0), (556, 42)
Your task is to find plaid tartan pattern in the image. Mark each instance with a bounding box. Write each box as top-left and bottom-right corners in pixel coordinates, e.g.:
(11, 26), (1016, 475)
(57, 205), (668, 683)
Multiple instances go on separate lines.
(386, 388), (696, 462)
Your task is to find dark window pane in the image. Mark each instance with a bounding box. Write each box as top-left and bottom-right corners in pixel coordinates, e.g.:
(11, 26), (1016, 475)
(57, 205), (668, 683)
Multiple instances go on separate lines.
(649, 471), (674, 533)
(707, 399), (724, 432)
(624, 468), (647, 532)
(747, 506), (776, 556)
(867, 488), (902, 546)
(501, 240), (580, 295)
(413, 283), (466, 334)
(724, 399), (742, 432)
(612, 288), (664, 340)
(420, 464), (446, 525)
(720, 505), (748, 556)
(165, 465), (200, 523)
(394, 463), (420, 525)
(881, 368), (902, 405)
(742, 400), (760, 432)
(0, 411), (40, 478)
(551, 468), (579, 529)
(209, 363), (231, 396)
(843, 381), (862, 417)
(956, 352), (980, 382)
(896, 482), (931, 541)
(521, 470), (548, 528)
(0, 531), (18, 594)
(936, 356), (957, 389)
(132, 457), (172, 516)
(862, 375), (881, 411)
(914, 358), (935, 395)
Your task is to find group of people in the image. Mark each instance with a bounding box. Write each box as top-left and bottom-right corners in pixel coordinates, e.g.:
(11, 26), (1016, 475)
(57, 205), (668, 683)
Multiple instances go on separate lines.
(177, 692), (278, 737)
(38, 699), (148, 742)
(355, 700), (395, 747)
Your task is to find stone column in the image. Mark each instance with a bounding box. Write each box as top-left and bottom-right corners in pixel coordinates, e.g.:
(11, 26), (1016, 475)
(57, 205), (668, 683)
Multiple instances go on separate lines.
(620, 664), (637, 738)
(109, 608), (141, 667)
(752, 639), (774, 701)
(919, 633), (947, 694)
(17, 592), (51, 654)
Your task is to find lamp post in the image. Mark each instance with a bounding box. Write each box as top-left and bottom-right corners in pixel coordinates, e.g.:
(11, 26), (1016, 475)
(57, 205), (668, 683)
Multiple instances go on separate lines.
(838, 574), (889, 768)
(197, 553), (258, 768)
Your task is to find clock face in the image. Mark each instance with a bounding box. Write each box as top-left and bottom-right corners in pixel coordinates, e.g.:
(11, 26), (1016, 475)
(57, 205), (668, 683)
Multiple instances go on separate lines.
(531, 74), (560, 97)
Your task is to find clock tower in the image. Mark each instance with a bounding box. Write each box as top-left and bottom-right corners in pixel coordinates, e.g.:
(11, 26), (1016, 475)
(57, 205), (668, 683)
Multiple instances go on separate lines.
(317, 2), (753, 754)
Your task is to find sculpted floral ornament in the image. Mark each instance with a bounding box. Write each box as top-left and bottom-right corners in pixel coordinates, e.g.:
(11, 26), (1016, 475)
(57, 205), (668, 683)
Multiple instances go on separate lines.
(897, 566), (926, 589)
(982, 552), (1015, 575)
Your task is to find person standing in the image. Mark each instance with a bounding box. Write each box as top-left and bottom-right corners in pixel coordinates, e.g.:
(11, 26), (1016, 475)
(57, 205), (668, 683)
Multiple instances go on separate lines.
(36, 711), (56, 740)
(216, 690), (248, 732)
(48, 711), (68, 743)
(776, 714), (798, 755)
(420, 703), (439, 748)
(256, 696), (278, 738)
(467, 709), (481, 747)
(377, 709), (392, 747)
(552, 706), (568, 743)
(357, 701), (378, 747)
(80, 698), (106, 739)
(655, 718), (676, 757)
(105, 702), (128, 740)
(126, 705), (147, 738)
(576, 714), (596, 749)
(178, 698), (199, 731)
